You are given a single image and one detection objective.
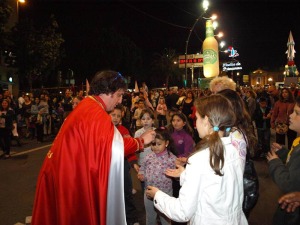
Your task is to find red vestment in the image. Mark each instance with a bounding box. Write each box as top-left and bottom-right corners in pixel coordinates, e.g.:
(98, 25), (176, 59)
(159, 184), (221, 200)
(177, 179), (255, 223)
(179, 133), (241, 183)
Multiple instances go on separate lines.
(117, 124), (138, 164)
(31, 96), (135, 225)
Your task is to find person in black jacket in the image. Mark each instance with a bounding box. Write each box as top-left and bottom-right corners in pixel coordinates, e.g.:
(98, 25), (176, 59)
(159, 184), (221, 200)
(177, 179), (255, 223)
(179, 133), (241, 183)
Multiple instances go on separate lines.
(253, 97), (271, 159)
(0, 99), (15, 159)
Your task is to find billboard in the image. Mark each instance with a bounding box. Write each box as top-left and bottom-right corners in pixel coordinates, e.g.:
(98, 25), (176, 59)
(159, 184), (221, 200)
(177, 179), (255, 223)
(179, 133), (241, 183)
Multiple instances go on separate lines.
(179, 54), (203, 68)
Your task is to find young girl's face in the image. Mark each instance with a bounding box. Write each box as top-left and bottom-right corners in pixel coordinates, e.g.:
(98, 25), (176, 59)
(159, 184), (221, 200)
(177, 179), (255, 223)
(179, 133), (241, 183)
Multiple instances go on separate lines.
(281, 89), (289, 99)
(171, 115), (186, 131)
(289, 104), (300, 133)
(141, 113), (154, 129)
(151, 138), (169, 154)
(110, 109), (122, 126)
(1, 100), (9, 109)
(195, 111), (209, 138)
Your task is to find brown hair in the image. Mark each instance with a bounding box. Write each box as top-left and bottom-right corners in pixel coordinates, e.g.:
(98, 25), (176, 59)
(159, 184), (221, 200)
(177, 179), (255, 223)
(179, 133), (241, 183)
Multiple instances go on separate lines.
(192, 95), (235, 176)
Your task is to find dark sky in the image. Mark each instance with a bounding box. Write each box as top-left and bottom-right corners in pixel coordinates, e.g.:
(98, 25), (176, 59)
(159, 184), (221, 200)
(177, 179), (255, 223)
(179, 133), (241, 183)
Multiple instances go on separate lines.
(20, 0), (300, 79)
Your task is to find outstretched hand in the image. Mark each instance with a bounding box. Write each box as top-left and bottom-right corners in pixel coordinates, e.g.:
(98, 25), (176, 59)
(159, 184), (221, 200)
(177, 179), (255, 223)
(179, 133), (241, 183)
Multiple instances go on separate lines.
(165, 164), (185, 178)
(279, 192), (300, 212)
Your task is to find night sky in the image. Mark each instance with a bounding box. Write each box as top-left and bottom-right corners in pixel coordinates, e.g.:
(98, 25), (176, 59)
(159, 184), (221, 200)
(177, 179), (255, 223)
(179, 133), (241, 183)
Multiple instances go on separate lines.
(19, 0), (300, 84)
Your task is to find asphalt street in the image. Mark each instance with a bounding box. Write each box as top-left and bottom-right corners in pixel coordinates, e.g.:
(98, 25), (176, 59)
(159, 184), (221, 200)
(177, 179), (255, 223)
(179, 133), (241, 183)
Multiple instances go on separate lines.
(0, 131), (284, 225)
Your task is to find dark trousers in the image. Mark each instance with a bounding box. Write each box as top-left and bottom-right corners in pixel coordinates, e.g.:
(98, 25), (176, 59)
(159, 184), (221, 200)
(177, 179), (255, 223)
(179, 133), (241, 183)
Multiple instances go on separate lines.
(124, 159), (138, 224)
(0, 128), (12, 155)
(276, 128), (297, 150)
(257, 128), (271, 153)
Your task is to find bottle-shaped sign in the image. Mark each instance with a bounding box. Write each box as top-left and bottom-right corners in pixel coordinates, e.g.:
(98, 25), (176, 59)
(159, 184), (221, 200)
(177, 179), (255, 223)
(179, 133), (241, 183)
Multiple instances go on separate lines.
(203, 20), (219, 78)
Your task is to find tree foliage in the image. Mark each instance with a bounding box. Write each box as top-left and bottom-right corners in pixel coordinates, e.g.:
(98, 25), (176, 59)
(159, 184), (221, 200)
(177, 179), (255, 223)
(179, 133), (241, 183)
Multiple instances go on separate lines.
(0, 0), (12, 48)
(151, 48), (181, 88)
(10, 14), (64, 90)
(73, 27), (142, 81)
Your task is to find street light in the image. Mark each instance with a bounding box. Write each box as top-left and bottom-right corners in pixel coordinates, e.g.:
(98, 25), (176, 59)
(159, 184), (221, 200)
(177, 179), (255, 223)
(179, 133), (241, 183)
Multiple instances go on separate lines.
(17, 0), (25, 21)
(184, 0), (210, 87)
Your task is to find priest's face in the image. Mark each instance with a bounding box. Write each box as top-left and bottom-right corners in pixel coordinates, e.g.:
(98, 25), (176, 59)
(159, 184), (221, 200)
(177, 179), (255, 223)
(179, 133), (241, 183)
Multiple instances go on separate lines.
(101, 89), (125, 111)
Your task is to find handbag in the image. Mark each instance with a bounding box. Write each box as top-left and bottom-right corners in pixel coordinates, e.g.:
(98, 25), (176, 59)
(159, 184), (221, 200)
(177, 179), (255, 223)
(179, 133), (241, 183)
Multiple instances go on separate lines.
(241, 129), (259, 216)
(275, 103), (289, 135)
(243, 158), (259, 215)
(275, 123), (288, 135)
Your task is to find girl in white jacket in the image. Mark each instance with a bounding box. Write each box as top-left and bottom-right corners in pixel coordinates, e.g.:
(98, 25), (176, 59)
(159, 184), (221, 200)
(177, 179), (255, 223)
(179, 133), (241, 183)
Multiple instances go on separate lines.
(146, 94), (248, 225)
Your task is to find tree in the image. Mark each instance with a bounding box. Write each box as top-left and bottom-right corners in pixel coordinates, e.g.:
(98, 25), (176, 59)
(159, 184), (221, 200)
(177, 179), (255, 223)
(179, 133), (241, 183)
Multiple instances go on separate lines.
(151, 48), (181, 88)
(0, 0), (12, 62)
(10, 14), (64, 90)
(73, 27), (142, 82)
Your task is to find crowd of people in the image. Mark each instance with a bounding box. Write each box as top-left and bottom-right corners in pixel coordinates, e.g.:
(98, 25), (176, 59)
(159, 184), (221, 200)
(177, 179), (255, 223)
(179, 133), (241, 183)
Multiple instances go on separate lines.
(2, 72), (300, 224)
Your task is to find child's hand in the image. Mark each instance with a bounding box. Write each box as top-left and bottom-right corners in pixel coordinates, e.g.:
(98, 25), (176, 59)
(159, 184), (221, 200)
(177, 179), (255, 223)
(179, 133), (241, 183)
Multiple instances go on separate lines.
(133, 164), (140, 173)
(165, 165), (185, 178)
(279, 192), (300, 212)
(146, 186), (159, 199)
(266, 149), (279, 162)
(175, 157), (187, 167)
(137, 174), (144, 181)
(271, 142), (282, 152)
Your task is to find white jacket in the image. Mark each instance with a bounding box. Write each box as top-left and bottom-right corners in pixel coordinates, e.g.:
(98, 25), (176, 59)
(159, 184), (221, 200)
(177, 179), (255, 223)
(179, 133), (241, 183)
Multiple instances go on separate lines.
(154, 136), (248, 225)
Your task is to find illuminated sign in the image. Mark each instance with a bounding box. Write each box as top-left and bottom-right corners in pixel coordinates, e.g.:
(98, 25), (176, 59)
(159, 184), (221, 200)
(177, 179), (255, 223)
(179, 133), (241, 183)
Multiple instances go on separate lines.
(227, 46), (239, 58)
(222, 61), (242, 71)
(178, 54), (203, 68)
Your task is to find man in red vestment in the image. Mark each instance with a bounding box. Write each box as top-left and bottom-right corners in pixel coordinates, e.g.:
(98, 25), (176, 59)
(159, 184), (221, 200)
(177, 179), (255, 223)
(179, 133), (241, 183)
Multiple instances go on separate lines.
(31, 70), (155, 225)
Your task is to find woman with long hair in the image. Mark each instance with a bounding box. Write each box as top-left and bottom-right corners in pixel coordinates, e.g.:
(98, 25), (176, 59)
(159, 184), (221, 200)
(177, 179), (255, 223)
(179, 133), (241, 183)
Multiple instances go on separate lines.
(271, 87), (296, 149)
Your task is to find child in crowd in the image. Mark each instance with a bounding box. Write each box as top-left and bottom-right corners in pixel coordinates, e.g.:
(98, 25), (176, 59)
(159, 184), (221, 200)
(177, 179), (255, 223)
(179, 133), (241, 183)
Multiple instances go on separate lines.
(133, 100), (145, 131)
(168, 111), (195, 211)
(146, 95), (247, 225)
(168, 112), (195, 163)
(267, 96), (300, 225)
(134, 108), (156, 191)
(253, 97), (271, 159)
(130, 101), (139, 132)
(138, 127), (177, 225)
(156, 97), (168, 127)
(109, 105), (140, 225)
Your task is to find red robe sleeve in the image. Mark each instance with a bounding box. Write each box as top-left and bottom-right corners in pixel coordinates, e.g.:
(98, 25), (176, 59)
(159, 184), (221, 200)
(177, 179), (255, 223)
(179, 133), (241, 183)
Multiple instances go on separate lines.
(117, 124), (139, 163)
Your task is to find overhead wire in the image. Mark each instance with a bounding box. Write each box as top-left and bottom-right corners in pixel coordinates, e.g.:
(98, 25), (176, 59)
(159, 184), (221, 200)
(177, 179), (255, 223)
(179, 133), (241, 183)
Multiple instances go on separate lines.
(119, 0), (191, 30)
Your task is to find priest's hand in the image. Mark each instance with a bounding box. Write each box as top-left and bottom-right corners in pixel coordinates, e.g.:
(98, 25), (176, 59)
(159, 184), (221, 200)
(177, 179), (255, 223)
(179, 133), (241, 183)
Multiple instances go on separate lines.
(140, 130), (156, 145)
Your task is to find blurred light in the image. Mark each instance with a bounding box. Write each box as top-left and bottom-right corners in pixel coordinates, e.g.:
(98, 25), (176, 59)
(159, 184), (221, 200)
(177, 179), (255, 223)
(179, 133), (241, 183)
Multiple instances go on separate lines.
(202, 0), (209, 11)
(211, 14), (217, 20)
(220, 41), (226, 48)
(216, 32), (223, 38)
(213, 21), (218, 29)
